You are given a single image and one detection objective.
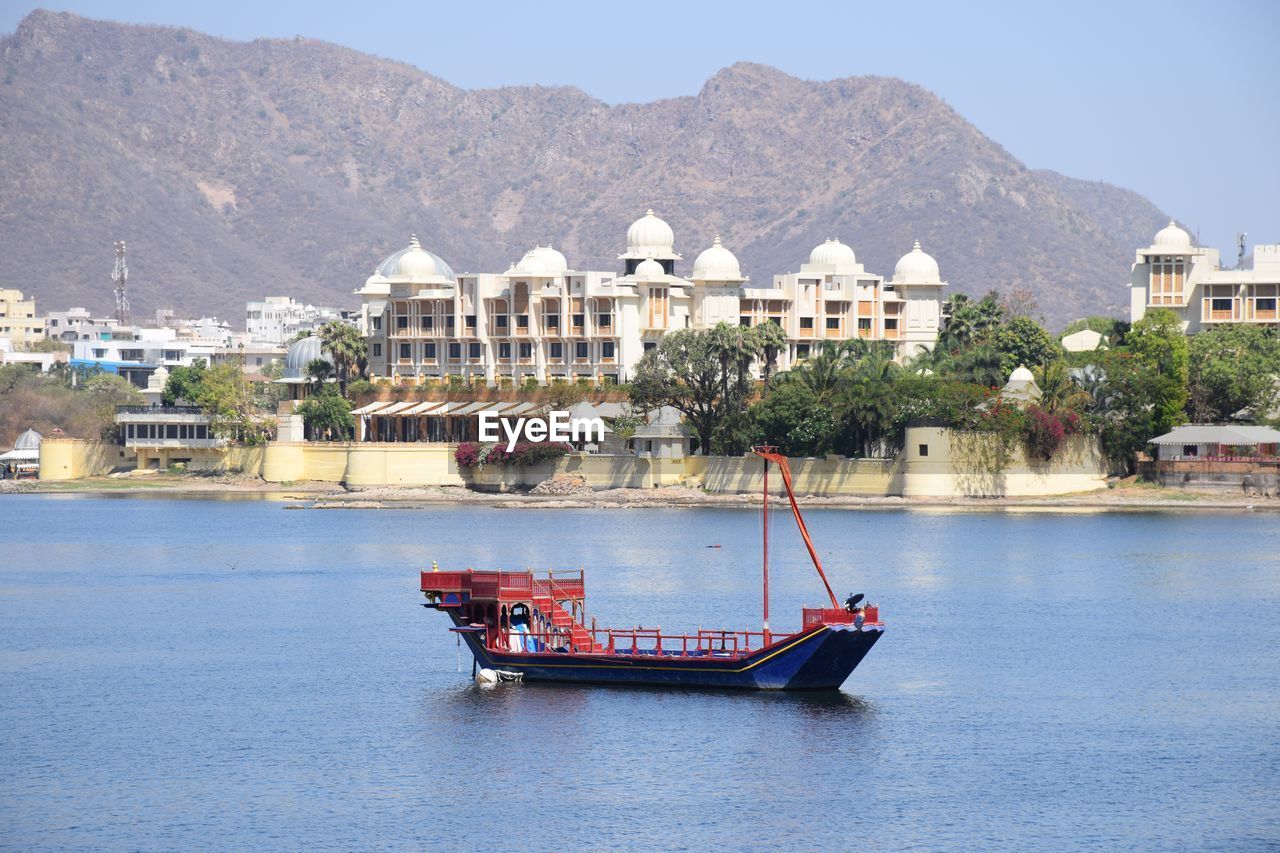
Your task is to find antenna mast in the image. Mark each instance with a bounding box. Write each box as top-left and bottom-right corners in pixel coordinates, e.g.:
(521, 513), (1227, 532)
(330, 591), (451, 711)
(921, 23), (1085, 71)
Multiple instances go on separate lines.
(112, 240), (130, 326)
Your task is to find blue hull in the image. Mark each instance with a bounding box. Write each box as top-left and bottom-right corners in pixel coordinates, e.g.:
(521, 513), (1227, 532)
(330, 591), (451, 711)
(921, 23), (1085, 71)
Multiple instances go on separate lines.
(447, 613), (883, 691)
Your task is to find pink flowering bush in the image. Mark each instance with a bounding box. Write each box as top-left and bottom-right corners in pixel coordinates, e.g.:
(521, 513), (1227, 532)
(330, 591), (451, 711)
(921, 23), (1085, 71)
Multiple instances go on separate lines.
(1023, 405), (1079, 461)
(455, 441), (571, 468)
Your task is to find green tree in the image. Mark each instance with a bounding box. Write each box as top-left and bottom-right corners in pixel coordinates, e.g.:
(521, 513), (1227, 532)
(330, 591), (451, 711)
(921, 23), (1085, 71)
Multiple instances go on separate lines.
(1126, 309), (1188, 434)
(630, 329), (748, 455)
(988, 316), (1060, 376)
(836, 350), (902, 457)
(939, 291), (1004, 354)
(1034, 360), (1088, 415)
(1186, 326), (1280, 422)
(82, 373), (144, 441)
(751, 321), (789, 386)
(296, 388), (355, 441)
(318, 320), (367, 396)
(707, 322), (758, 405)
(1091, 350), (1164, 474)
(162, 360), (207, 405)
(305, 358), (333, 393)
(196, 364), (274, 445)
(749, 382), (836, 457)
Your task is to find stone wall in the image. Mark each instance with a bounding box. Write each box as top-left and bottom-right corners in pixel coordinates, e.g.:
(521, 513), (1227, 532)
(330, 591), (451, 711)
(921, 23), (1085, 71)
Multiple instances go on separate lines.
(38, 439), (126, 479)
(900, 426), (1108, 497)
(1140, 460), (1279, 496)
(685, 455), (901, 496)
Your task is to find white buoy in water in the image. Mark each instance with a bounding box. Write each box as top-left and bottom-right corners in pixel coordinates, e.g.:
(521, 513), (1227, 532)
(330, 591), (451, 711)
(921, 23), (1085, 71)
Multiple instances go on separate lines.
(475, 668), (499, 685)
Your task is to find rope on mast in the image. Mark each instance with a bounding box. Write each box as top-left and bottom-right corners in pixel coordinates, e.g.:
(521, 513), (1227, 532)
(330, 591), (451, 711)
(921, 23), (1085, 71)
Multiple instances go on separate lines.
(751, 448), (840, 609)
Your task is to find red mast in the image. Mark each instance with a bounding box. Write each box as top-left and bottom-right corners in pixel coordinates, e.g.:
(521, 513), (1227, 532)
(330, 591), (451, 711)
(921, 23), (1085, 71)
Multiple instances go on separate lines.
(752, 447), (840, 610)
(761, 447), (771, 645)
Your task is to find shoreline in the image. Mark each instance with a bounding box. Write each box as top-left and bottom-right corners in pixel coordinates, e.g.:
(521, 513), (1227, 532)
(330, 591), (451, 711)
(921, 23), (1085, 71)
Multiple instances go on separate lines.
(4, 476), (1276, 512)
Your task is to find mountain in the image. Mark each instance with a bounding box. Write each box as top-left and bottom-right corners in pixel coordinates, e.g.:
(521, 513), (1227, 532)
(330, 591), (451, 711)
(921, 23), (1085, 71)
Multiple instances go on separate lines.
(0, 10), (1169, 328)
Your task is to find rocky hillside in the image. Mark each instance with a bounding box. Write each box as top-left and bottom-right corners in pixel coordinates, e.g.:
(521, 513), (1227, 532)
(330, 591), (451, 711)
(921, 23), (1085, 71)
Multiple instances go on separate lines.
(0, 11), (1168, 327)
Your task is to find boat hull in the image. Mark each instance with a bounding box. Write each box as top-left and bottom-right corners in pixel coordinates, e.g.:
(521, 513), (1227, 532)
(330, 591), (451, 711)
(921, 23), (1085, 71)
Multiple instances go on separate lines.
(447, 613), (883, 691)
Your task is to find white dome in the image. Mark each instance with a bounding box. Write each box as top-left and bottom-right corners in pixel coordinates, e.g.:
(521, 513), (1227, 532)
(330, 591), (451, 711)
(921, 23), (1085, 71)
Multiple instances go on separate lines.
(375, 235), (456, 282)
(533, 245), (568, 275)
(692, 236), (743, 281)
(893, 240), (941, 283)
(635, 258), (666, 279)
(1153, 220), (1192, 250)
(13, 428), (41, 451)
(626, 209), (676, 257)
(512, 249), (549, 276)
(808, 238), (857, 268)
(283, 335), (333, 381)
(1009, 365), (1035, 382)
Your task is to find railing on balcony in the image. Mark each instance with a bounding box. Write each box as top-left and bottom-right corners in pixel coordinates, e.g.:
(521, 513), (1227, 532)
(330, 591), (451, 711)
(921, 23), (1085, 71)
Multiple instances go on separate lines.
(116, 406), (203, 415)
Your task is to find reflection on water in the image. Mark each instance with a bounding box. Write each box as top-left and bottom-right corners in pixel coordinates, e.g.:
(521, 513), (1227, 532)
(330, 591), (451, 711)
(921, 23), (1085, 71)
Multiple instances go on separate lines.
(1, 495), (1278, 849)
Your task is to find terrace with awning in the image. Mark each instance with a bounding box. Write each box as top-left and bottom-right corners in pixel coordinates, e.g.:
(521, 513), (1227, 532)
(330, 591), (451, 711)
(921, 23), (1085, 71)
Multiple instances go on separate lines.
(351, 400), (551, 443)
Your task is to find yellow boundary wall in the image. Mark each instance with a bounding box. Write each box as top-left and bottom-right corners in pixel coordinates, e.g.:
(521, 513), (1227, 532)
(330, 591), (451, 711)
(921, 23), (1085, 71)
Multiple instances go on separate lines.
(42, 430), (1109, 497)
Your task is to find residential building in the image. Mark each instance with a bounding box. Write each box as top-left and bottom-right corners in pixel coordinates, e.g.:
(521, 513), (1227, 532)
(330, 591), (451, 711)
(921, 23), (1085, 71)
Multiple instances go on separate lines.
(44, 307), (122, 343)
(357, 212), (946, 384)
(0, 289), (45, 348)
(247, 297), (344, 345)
(1129, 222), (1280, 332)
(71, 327), (221, 386)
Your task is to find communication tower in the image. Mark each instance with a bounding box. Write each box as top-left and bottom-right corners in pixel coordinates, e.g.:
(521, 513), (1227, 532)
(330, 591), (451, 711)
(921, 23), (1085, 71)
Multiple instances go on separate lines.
(112, 240), (130, 326)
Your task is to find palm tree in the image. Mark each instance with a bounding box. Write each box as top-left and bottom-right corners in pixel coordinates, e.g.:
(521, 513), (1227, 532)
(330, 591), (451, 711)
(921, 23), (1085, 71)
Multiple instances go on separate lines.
(319, 320), (367, 396)
(752, 321), (788, 386)
(1034, 361), (1088, 413)
(707, 322), (757, 402)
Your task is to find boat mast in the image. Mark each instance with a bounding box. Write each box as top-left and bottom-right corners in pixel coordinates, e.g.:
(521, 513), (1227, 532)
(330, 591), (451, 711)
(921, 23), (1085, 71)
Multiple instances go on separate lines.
(762, 447), (771, 645)
(751, 447), (839, 610)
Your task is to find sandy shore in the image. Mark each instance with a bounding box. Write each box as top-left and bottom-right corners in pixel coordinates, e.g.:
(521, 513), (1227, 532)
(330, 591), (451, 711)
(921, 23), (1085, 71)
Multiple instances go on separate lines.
(7, 475), (1273, 512)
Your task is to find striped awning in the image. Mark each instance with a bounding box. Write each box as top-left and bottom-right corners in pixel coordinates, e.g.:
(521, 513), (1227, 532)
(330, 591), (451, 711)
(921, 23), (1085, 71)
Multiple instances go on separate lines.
(350, 401), (393, 415)
(403, 401), (445, 415)
(1149, 424), (1280, 446)
(377, 402), (417, 416)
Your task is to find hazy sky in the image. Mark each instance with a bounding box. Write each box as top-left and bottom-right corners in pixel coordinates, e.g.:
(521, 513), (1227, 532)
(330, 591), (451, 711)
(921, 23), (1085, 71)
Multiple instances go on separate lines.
(4, 0), (1277, 256)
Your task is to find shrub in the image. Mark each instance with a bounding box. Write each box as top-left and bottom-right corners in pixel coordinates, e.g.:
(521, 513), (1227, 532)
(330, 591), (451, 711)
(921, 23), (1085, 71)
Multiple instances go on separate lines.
(1023, 404), (1079, 461)
(454, 441), (482, 468)
(455, 440), (571, 468)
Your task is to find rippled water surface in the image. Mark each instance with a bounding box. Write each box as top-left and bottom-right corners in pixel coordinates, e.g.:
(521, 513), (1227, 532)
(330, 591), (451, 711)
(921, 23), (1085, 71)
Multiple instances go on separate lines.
(2, 495), (1278, 849)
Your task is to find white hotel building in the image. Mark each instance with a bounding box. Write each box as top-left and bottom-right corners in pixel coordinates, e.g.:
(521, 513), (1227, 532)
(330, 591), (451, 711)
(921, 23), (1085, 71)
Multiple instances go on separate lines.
(1129, 221), (1280, 332)
(357, 211), (946, 384)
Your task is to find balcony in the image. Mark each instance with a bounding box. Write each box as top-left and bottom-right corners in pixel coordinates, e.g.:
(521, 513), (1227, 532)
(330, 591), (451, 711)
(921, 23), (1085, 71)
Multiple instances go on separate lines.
(1201, 300), (1241, 322)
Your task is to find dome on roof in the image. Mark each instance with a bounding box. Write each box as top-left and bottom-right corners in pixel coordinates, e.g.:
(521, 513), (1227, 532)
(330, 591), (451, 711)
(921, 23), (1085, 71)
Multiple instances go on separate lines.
(283, 335), (333, 381)
(893, 240), (941, 283)
(1009, 365), (1035, 383)
(635, 258), (665, 279)
(13, 428), (41, 451)
(512, 249), (549, 276)
(375, 235), (456, 282)
(808, 238), (857, 268)
(533, 245), (568, 275)
(1153, 220), (1192, 250)
(626, 210), (675, 257)
(510, 245), (568, 277)
(692, 236), (743, 281)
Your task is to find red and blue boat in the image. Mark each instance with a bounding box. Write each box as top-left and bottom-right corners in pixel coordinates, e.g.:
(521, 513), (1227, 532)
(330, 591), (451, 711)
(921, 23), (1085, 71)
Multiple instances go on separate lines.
(419, 448), (884, 690)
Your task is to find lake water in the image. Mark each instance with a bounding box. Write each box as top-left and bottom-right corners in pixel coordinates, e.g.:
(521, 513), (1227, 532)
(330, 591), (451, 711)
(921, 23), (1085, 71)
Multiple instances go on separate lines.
(2, 494), (1278, 850)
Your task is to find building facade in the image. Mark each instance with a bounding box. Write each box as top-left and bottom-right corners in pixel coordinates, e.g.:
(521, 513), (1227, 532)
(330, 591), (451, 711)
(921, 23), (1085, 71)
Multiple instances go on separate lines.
(1129, 221), (1280, 332)
(246, 297), (344, 345)
(358, 212), (946, 384)
(0, 289), (45, 348)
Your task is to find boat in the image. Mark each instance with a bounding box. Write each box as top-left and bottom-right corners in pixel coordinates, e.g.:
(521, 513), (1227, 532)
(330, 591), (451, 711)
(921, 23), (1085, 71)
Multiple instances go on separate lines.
(419, 447), (884, 690)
